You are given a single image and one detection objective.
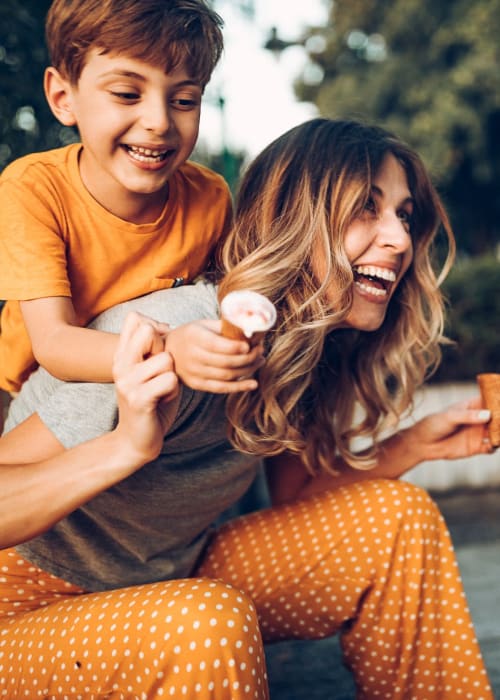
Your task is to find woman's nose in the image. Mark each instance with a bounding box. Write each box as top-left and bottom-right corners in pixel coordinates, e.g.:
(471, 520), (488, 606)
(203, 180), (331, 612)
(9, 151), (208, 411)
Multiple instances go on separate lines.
(377, 212), (411, 251)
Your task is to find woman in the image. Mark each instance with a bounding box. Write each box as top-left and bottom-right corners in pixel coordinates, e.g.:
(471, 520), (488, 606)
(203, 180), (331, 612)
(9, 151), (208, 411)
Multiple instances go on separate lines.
(0, 119), (494, 699)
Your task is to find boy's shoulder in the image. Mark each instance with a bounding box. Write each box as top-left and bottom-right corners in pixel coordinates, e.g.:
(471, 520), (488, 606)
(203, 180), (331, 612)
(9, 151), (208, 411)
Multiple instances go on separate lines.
(1, 143), (80, 183)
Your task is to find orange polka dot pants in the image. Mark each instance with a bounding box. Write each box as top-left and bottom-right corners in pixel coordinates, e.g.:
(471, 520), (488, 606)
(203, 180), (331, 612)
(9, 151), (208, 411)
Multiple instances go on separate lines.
(0, 479), (493, 699)
(0, 565), (267, 699)
(198, 479), (493, 700)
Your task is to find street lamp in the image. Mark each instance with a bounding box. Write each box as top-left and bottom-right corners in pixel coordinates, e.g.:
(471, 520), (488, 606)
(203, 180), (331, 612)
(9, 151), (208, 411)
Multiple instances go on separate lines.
(263, 26), (306, 58)
(263, 26), (326, 85)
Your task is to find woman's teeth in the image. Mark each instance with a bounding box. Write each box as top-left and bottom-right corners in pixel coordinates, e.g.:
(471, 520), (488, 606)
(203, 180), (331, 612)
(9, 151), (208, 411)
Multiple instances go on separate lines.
(352, 265), (396, 282)
(355, 280), (388, 296)
(352, 265), (396, 297)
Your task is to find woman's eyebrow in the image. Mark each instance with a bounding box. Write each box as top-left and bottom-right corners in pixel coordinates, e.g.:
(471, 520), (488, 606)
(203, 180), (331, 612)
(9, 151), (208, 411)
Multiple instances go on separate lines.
(371, 184), (414, 206)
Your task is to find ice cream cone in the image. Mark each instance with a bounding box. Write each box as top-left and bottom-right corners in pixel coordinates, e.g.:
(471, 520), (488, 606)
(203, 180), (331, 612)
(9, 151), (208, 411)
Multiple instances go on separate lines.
(220, 290), (276, 346)
(477, 373), (500, 446)
(220, 317), (248, 342)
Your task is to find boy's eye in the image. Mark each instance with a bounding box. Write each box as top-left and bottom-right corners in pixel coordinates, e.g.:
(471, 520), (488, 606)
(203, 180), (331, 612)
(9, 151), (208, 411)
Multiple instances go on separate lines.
(171, 97), (200, 110)
(110, 90), (140, 101)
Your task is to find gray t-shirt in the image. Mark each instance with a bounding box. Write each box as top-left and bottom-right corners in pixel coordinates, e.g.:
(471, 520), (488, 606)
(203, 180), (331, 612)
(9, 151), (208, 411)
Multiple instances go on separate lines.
(5, 281), (259, 591)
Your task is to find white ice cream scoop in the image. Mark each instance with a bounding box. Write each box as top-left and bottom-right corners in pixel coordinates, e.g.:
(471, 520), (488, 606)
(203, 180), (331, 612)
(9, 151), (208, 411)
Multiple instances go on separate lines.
(220, 290), (277, 342)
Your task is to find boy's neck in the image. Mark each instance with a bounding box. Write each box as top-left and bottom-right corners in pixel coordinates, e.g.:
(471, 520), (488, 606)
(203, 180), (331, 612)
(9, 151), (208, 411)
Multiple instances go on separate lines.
(86, 181), (169, 224)
(114, 188), (170, 224)
(77, 148), (170, 224)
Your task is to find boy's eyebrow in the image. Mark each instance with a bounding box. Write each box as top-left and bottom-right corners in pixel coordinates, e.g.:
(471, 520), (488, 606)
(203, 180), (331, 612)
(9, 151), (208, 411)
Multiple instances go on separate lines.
(99, 69), (201, 88)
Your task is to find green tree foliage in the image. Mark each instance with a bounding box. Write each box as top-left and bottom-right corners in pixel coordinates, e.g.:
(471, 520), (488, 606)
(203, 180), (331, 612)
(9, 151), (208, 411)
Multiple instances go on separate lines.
(298, 0), (500, 254)
(0, 0), (78, 170)
(434, 255), (500, 381)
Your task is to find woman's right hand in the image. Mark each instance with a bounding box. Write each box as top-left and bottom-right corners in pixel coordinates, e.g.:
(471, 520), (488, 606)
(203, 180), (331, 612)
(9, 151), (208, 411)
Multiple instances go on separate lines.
(112, 312), (180, 465)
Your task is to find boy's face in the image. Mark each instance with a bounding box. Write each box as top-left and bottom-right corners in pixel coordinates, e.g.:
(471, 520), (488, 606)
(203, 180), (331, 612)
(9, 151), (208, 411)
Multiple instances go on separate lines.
(47, 50), (203, 221)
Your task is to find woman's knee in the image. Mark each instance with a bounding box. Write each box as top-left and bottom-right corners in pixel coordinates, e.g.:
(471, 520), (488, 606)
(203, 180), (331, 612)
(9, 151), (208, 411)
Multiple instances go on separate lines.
(336, 478), (440, 523)
(153, 578), (267, 698)
(171, 577), (261, 643)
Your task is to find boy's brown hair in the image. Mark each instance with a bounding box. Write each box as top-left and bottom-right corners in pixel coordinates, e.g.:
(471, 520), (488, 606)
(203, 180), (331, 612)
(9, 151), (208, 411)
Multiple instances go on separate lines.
(45, 0), (224, 86)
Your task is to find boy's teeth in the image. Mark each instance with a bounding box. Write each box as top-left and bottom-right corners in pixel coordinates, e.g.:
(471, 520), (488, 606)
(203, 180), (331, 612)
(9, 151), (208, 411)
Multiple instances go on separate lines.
(130, 146), (165, 156)
(127, 145), (168, 162)
(353, 265), (396, 282)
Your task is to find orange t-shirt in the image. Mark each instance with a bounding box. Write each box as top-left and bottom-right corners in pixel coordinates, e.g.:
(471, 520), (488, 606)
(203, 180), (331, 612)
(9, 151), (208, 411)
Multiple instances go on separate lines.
(0, 144), (233, 392)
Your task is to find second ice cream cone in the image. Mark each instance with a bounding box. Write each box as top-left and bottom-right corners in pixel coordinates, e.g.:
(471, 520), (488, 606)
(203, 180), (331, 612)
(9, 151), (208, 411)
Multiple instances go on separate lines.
(477, 373), (500, 446)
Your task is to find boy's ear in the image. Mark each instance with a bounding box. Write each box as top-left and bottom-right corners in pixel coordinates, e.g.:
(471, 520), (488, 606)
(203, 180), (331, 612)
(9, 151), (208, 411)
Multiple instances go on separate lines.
(44, 67), (77, 126)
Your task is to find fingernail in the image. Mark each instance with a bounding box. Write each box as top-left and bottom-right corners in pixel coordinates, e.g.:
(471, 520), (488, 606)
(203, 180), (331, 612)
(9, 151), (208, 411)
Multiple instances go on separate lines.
(478, 409), (491, 420)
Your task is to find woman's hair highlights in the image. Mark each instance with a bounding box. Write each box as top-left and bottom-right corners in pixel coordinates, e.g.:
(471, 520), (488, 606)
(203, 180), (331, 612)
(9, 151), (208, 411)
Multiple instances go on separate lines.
(218, 118), (456, 474)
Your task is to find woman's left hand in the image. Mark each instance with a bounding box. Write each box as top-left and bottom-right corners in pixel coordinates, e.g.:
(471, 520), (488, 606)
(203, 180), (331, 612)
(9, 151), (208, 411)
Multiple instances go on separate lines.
(402, 397), (494, 463)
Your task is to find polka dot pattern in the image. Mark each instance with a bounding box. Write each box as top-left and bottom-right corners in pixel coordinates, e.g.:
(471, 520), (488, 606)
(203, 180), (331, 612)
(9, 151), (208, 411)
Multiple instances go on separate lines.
(0, 555), (268, 699)
(0, 479), (493, 699)
(199, 479), (494, 699)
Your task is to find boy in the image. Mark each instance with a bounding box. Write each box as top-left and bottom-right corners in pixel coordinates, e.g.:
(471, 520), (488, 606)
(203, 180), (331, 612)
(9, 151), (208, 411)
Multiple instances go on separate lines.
(0, 0), (253, 402)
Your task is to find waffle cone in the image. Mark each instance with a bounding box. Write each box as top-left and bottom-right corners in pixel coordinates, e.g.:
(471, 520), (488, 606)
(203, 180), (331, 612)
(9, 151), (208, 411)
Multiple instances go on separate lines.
(477, 373), (500, 446)
(220, 318), (266, 346)
(220, 317), (248, 342)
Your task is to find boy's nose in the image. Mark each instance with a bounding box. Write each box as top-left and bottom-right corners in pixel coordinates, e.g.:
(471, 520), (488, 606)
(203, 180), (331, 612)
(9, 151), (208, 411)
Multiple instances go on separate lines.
(142, 99), (171, 135)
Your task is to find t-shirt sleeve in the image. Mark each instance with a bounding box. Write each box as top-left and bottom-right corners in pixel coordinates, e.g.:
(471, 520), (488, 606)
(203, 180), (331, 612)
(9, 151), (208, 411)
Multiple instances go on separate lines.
(5, 281), (220, 448)
(0, 171), (70, 299)
(37, 382), (118, 449)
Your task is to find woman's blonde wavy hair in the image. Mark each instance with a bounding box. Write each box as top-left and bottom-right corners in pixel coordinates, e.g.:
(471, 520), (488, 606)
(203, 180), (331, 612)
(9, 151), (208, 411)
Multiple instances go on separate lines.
(217, 118), (455, 474)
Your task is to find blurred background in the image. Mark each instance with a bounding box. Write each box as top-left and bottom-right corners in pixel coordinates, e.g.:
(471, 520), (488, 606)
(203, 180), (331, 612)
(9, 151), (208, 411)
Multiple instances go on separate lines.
(0, 0), (499, 486)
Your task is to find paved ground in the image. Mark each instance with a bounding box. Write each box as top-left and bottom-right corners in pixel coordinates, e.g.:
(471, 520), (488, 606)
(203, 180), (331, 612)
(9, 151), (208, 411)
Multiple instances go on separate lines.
(265, 487), (500, 699)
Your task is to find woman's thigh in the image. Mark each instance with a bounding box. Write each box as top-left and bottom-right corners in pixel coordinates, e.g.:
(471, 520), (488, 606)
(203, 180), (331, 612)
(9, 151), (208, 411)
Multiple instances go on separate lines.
(197, 479), (493, 699)
(0, 548), (268, 700)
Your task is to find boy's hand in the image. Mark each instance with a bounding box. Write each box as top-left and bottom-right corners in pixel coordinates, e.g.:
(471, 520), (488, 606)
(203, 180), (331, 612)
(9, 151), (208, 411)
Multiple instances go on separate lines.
(165, 319), (264, 393)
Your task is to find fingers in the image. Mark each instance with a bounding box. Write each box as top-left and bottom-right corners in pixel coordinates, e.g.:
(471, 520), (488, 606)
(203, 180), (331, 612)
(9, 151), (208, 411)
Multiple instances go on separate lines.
(114, 313), (178, 406)
(445, 405), (491, 427)
(191, 376), (259, 394)
(114, 312), (166, 375)
(116, 314), (266, 397)
(181, 319), (257, 357)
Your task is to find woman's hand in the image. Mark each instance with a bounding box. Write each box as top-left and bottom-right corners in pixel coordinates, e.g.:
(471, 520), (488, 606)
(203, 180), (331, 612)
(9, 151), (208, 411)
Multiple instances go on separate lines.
(112, 312), (180, 464)
(269, 398), (495, 503)
(401, 397), (494, 463)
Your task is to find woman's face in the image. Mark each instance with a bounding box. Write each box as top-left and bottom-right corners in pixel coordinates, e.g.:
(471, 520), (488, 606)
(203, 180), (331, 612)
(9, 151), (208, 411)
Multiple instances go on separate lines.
(325, 152), (414, 331)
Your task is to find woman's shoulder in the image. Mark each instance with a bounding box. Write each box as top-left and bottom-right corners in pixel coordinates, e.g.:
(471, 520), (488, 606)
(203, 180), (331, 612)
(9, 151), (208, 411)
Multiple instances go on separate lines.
(89, 280), (219, 334)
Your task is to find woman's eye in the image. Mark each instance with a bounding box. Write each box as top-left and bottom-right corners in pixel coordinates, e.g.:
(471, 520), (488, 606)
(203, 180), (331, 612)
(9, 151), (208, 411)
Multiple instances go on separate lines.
(364, 197), (376, 214)
(398, 210), (413, 229)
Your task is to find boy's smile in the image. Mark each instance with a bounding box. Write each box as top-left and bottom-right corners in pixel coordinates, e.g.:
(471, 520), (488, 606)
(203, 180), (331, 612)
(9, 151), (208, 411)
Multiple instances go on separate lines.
(45, 50), (203, 223)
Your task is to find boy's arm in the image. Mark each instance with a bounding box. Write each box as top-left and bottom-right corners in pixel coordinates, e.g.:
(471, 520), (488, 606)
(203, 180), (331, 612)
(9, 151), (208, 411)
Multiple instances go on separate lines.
(23, 296), (263, 391)
(21, 296), (121, 382)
